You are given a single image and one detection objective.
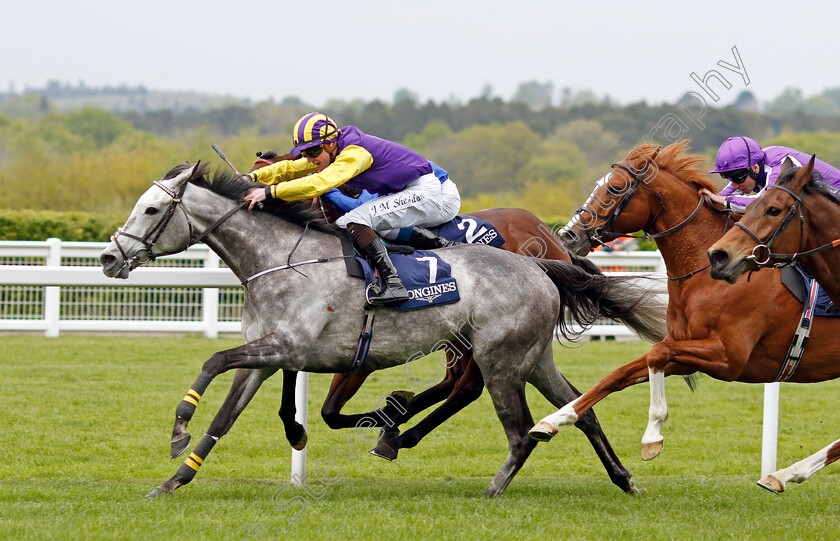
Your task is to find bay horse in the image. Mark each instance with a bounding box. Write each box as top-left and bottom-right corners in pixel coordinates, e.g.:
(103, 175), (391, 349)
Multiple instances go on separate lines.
(707, 156), (840, 493)
(708, 155), (840, 304)
(245, 152), (666, 477)
(99, 162), (666, 497)
(527, 140), (840, 493)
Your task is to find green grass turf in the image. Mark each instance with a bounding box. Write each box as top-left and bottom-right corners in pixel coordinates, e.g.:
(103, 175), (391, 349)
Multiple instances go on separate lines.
(1, 335), (838, 540)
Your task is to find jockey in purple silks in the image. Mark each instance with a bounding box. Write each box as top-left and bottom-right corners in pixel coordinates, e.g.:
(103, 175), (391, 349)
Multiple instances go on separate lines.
(700, 136), (840, 213)
(243, 113), (461, 305)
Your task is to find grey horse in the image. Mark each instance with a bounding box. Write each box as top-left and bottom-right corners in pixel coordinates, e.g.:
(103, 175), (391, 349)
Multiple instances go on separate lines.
(99, 163), (666, 497)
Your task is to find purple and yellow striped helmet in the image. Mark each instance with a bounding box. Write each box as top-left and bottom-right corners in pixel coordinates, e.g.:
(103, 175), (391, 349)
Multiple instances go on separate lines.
(291, 113), (340, 155)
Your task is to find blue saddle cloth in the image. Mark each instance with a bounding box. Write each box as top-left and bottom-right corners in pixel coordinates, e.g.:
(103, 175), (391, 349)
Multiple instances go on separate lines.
(435, 215), (505, 247)
(794, 266), (840, 317)
(357, 250), (460, 311)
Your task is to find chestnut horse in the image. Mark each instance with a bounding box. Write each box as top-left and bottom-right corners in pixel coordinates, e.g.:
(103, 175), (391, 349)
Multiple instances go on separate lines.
(528, 140), (840, 493)
(244, 151), (666, 492)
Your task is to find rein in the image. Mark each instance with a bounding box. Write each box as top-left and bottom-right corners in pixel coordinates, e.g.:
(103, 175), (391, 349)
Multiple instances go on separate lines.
(241, 222), (354, 285)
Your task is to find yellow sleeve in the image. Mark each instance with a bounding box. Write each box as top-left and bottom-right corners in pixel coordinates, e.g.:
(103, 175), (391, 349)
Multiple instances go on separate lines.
(266, 146), (373, 201)
(251, 158), (317, 185)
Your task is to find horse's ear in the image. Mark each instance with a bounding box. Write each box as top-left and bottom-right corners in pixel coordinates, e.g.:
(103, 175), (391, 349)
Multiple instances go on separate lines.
(790, 155), (816, 192)
(779, 157), (795, 176)
(190, 160), (202, 179)
(167, 161), (200, 190)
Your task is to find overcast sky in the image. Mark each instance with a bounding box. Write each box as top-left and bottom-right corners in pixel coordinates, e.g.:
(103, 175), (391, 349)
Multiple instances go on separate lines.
(4, 1), (838, 108)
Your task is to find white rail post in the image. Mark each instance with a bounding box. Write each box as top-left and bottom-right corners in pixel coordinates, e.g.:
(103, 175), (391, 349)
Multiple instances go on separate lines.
(44, 238), (61, 337)
(761, 382), (780, 476)
(290, 372), (309, 485)
(201, 248), (220, 339)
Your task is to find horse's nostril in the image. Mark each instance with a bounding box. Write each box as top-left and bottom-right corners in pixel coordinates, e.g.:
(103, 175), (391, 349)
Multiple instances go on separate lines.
(710, 250), (729, 265)
(100, 253), (116, 267)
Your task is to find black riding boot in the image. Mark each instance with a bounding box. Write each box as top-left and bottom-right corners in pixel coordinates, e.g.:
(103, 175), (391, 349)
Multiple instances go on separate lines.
(406, 227), (460, 249)
(362, 237), (410, 305)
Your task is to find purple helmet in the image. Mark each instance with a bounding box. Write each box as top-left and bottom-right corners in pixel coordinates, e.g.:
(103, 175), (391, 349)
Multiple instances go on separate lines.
(709, 136), (765, 174)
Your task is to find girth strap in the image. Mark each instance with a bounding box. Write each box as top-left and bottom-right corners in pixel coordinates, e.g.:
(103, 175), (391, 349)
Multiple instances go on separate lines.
(776, 277), (819, 382)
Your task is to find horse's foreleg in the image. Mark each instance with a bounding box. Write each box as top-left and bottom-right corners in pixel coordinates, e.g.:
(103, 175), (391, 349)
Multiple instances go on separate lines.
(371, 359), (484, 461)
(279, 370), (307, 450)
(482, 378), (537, 497)
(169, 335), (299, 458)
(758, 438), (840, 494)
(320, 371), (373, 429)
(530, 355), (651, 441)
(150, 367), (275, 498)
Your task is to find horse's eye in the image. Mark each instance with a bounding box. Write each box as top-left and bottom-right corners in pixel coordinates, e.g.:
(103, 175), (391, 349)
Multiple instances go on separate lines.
(766, 207), (782, 217)
(145, 207), (159, 216)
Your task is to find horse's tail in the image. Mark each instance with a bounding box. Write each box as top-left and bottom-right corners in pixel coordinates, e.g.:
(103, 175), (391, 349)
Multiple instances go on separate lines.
(540, 259), (668, 343)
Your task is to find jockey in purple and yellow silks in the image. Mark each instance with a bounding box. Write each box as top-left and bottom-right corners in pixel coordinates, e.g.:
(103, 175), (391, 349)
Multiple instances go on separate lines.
(700, 136), (840, 213)
(243, 112), (461, 305)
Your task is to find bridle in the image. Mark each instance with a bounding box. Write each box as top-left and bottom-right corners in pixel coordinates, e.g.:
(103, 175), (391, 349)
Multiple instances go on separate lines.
(110, 174), (352, 285)
(736, 183), (840, 267)
(735, 184), (804, 266)
(110, 178), (246, 274)
(570, 155), (706, 248)
(567, 155), (736, 281)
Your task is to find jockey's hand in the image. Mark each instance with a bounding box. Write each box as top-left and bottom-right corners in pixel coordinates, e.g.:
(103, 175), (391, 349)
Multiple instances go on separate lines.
(698, 188), (726, 207)
(244, 187), (267, 211)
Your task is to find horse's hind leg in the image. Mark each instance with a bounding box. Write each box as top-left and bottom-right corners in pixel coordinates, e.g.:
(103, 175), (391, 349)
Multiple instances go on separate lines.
(482, 375), (538, 497)
(149, 367), (277, 498)
(527, 347), (637, 493)
(758, 438), (840, 494)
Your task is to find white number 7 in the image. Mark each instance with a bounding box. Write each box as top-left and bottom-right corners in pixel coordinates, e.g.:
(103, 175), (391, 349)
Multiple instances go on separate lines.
(415, 256), (439, 283)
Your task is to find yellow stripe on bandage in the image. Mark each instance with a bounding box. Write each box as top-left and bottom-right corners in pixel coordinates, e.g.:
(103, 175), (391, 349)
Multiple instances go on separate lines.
(183, 395), (199, 406)
(185, 453), (203, 471)
(187, 389), (202, 400)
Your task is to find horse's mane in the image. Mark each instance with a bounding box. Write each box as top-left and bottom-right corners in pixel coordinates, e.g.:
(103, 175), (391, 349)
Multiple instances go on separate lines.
(162, 162), (342, 236)
(776, 163), (840, 206)
(629, 140), (719, 193)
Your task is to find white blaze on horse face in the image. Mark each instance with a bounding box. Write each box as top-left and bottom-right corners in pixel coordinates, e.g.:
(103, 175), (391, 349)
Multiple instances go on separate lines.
(566, 174), (616, 233)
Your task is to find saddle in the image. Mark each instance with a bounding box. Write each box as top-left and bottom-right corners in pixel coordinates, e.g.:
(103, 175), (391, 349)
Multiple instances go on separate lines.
(780, 265), (839, 317)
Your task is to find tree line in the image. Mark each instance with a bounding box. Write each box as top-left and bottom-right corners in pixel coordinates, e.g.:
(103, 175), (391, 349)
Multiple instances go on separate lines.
(3, 95), (840, 231)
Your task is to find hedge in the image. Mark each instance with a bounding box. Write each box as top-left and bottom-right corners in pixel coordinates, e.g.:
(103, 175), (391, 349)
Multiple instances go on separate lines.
(0, 210), (124, 242)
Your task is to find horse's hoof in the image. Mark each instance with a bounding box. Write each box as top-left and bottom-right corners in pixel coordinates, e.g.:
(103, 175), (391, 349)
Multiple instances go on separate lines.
(641, 440), (663, 461)
(624, 478), (645, 494)
(528, 421), (557, 442)
(146, 486), (173, 499)
(378, 427), (400, 445)
(170, 433), (191, 459)
(757, 475), (784, 494)
(291, 430), (308, 451)
(370, 441), (398, 461)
